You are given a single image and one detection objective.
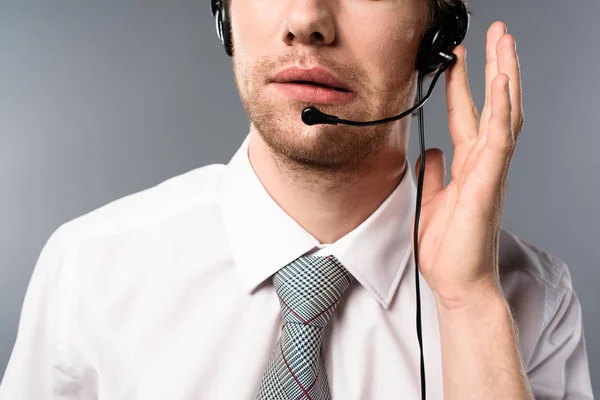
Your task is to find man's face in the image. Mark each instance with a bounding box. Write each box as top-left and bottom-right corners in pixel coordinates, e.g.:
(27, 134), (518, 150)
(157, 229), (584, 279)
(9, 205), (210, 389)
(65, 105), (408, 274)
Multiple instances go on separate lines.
(230, 0), (428, 171)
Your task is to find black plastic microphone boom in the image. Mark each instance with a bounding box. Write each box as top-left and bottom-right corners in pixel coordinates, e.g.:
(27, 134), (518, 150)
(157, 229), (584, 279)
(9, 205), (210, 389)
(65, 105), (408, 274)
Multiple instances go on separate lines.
(301, 55), (453, 127)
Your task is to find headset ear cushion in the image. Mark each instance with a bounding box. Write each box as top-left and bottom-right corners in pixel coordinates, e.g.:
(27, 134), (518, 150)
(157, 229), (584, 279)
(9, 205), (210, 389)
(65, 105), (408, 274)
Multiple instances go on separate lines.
(220, 1), (233, 56)
(416, 1), (469, 74)
(211, 0), (233, 57)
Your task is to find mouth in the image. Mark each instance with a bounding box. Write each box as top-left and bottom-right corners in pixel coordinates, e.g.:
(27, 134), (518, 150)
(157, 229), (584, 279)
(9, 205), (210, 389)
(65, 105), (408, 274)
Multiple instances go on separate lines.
(270, 66), (355, 105)
(270, 80), (356, 105)
(287, 80), (351, 93)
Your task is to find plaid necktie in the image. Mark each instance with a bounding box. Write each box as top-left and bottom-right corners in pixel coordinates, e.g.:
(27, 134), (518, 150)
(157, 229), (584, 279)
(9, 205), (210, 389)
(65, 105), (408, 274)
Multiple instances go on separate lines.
(256, 255), (354, 400)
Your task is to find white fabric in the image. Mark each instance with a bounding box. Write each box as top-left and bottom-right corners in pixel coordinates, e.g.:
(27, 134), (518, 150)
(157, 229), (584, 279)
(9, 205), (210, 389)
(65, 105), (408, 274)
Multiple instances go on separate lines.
(0, 134), (594, 399)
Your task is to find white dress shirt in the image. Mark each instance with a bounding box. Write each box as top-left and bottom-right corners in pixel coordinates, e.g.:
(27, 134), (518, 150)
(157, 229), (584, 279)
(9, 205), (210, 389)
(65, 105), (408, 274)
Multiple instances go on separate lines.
(0, 135), (594, 399)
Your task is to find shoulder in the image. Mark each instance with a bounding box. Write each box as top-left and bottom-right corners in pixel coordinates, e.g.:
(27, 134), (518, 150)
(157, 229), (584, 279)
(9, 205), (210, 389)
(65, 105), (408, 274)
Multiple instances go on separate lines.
(498, 228), (574, 316)
(498, 232), (593, 395)
(498, 229), (577, 361)
(55, 163), (227, 246)
(498, 228), (571, 293)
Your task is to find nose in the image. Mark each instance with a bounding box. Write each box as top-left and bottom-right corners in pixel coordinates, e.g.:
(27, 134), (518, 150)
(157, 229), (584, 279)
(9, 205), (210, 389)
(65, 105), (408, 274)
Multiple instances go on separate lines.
(280, 0), (336, 47)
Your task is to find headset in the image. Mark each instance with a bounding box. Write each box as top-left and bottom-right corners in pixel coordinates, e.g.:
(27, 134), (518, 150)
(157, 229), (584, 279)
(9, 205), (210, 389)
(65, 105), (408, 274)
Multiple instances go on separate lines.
(211, 1), (470, 399)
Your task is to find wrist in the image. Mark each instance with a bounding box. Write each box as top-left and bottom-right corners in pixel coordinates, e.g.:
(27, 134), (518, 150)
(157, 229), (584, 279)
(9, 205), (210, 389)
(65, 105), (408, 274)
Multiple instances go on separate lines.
(435, 286), (533, 400)
(433, 275), (507, 313)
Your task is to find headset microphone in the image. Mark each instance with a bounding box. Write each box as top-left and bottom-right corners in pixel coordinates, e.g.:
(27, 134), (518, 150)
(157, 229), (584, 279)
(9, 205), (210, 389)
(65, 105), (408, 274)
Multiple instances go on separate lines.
(300, 55), (455, 127)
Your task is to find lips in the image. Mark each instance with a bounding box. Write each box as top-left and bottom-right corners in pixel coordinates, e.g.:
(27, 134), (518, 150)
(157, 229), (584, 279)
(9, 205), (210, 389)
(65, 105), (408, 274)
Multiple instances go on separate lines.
(270, 66), (356, 105)
(271, 66), (352, 92)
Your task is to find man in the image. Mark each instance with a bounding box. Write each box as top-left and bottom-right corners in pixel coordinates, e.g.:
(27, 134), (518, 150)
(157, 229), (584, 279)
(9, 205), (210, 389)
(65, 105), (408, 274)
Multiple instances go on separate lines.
(0, 0), (594, 398)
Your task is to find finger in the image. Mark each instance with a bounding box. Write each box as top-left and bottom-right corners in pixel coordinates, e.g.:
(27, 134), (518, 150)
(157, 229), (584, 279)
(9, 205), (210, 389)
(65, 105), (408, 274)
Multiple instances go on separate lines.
(446, 45), (479, 144)
(496, 33), (524, 141)
(472, 74), (513, 205)
(414, 148), (446, 205)
(480, 21), (507, 138)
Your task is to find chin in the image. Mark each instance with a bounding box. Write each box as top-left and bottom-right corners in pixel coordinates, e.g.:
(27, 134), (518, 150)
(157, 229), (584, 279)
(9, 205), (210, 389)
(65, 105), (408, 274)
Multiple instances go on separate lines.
(246, 93), (390, 170)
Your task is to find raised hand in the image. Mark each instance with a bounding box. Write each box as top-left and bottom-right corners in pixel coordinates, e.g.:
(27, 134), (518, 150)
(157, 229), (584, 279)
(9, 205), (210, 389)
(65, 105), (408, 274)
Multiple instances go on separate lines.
(413, 21), (523, 310)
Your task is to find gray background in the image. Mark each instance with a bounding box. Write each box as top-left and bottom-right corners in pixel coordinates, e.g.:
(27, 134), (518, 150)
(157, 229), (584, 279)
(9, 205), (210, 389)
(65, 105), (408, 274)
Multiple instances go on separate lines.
(1, 0), (598, 395)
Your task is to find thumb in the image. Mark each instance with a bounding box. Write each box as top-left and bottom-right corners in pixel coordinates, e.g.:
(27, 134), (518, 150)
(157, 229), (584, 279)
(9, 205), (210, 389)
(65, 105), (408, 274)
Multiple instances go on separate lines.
(414, 148), (446, 205)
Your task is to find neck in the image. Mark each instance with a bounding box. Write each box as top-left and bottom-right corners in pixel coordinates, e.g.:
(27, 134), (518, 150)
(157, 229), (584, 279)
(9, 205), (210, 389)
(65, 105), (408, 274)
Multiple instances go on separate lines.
(247, 125), (409, 244)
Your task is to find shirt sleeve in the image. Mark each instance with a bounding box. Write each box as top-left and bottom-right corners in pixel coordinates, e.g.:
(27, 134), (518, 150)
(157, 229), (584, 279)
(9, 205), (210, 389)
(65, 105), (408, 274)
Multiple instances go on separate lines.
(526, 259), (594, 399)
(0, 226), (94, 399)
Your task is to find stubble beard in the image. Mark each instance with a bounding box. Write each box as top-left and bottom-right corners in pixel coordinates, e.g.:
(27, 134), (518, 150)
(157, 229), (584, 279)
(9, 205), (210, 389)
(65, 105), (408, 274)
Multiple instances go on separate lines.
(234, 54), (409, 178)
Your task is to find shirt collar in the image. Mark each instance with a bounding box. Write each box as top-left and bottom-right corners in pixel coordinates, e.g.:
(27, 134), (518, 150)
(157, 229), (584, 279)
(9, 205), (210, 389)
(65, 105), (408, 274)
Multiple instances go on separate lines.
(220, 134), (416, 309)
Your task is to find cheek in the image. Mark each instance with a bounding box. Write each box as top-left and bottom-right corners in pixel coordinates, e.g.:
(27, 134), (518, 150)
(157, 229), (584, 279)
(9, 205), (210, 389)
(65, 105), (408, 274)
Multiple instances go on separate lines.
(229, 4), (267, 94)
(345, 14), (423, 92)
(229, 0), (278, 61)
(357, 37), (419, 102)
